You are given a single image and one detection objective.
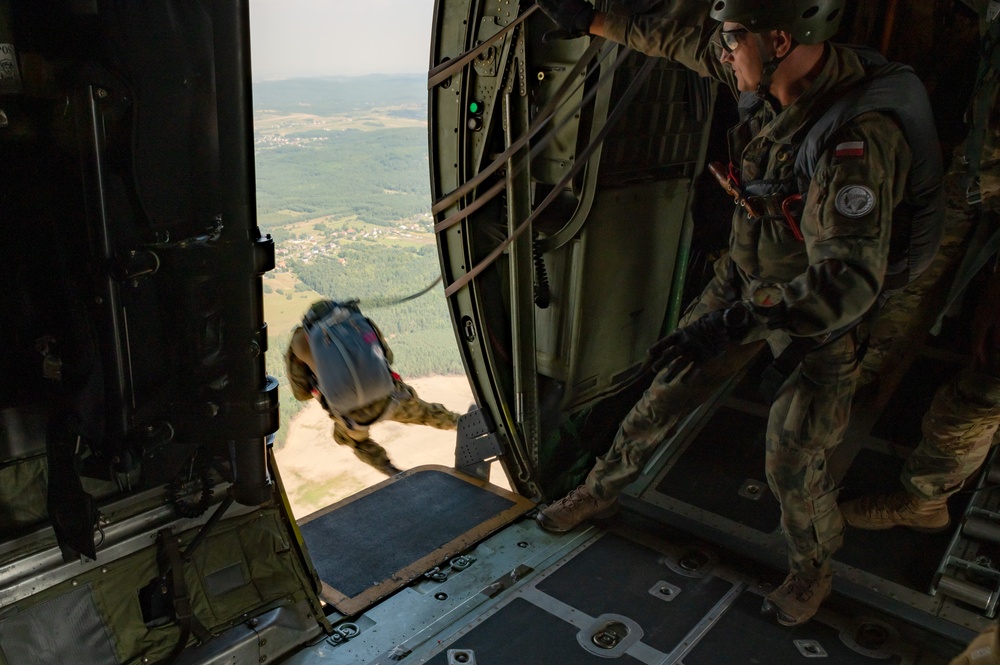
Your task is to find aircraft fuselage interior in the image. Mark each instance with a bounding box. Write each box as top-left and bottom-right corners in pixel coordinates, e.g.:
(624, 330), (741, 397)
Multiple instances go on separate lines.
(0, 1), (994, 664)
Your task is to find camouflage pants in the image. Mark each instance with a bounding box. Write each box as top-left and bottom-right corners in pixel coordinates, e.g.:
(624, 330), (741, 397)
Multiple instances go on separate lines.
(902, 364), (1000, 499)
(765, 333), (858, 577)
(587, 255), (858, 577)
(331, 380), (459, 474)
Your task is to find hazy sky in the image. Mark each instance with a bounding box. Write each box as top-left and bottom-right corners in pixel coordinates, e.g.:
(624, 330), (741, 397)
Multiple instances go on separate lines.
(249, 0), (437, 81)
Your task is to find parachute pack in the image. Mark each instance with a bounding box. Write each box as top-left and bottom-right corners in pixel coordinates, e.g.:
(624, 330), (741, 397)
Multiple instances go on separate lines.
(303, 300), (395, 417)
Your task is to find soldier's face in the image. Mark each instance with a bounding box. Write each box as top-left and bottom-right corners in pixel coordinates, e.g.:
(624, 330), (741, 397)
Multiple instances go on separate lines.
(718, 22), (763, 92)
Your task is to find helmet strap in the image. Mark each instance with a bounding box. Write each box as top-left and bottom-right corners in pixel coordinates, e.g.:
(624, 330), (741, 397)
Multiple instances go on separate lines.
(751, 33), (798, 108)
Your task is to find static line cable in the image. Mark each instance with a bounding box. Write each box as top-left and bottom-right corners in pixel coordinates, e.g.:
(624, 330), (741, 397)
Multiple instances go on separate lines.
(444, 56), (658, 298)
(435, 44), (633, 235)
(361, 275), (444, 310)
(432, 37), (614, 215)
(428, 4), (540, 89)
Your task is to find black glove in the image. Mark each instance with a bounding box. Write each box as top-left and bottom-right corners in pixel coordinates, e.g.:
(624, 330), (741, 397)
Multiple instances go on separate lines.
(536, 0), (595, 41)
(648, 303), (753, 382)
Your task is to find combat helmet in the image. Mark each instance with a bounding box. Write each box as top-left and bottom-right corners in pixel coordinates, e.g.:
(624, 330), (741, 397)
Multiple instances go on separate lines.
(708, 0), (844, 44)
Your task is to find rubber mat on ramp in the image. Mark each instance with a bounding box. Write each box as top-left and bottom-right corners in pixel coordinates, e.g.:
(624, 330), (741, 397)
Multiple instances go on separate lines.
(297, 465), (534, 615)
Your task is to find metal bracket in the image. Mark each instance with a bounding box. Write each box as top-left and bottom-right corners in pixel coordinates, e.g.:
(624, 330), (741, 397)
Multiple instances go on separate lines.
(648, 580), (682, 603)
(424, 566), (449, 583)
(448, 649), (476, 665)
(455, 408), (502, 480)
(326, 621), (360, 647)
(738, 479), (766, 501)
(794, 640), (828, 658)
(576, 614), (644, 659)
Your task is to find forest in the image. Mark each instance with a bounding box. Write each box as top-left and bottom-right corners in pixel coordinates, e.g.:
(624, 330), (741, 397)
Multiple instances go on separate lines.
(252, 74), (464, 445)
(255, 128), (432, 229)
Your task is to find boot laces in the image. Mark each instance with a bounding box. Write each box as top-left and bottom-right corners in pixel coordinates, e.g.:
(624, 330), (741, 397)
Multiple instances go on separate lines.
(781, 574), (818, 601)
(560, 486), (592, 509)
(858, 492), (914, 519)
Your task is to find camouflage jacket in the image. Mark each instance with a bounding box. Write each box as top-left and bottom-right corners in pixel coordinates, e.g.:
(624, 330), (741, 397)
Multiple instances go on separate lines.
(603, 4), (915, 337)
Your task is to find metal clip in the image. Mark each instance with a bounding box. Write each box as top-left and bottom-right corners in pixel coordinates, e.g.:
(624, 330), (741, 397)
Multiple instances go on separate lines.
(327, 622), (360, 647)
(450, 555), (477, 571)
(424, 566), (449, 583)
(708, 162), (762, 219)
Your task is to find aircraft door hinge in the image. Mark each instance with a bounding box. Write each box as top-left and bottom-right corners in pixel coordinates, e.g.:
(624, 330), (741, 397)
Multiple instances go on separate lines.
(455, 407), (502, 481)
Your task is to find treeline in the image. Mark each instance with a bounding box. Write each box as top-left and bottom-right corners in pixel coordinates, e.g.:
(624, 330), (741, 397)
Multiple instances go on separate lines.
(253, 74), (425, 116)
(291, 241), (461, 348)
(254, 128), (431, 228)
(290, 241), (464, 375)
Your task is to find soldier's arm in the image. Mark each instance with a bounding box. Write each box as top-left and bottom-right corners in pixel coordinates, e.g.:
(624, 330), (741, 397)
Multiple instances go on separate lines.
(774, 113), (912, 337)
(285, 344), (317, 402)
(595, 1), (734, 88)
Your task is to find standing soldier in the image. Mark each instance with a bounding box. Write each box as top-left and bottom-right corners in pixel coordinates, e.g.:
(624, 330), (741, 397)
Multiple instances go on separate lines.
(840, 0), (1000, 534)
(286, 299), (460, 476)
(533, 0), (943, 627)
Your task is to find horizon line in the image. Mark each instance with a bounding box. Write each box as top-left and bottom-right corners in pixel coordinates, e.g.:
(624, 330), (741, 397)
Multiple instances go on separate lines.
(252, 71), (427, 84)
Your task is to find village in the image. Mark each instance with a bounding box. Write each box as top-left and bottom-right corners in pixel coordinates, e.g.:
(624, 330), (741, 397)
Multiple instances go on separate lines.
(268, 213), (435, 273)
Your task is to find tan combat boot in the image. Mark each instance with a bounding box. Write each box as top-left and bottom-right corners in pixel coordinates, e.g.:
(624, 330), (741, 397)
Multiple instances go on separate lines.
(839, 492), (950, 533)
(760, 570), (832, 627)
(535, 484), (618, 533)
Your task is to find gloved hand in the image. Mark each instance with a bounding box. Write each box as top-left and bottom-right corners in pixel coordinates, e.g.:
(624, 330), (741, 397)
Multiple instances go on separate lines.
(536, 0), (596, 41)
(648, 303), (753, 382)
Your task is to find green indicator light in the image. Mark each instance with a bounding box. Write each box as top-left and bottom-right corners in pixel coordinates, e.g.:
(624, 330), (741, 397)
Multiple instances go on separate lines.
(469, 101), (483, 114)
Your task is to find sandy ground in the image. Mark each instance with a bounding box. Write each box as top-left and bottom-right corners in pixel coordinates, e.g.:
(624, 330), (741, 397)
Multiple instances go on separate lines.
(273, 375), (511, 519)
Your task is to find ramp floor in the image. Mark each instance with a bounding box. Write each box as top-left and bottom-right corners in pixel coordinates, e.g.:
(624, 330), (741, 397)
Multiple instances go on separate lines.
(298, 465), (534, 615)
(419, 529), (916, 664)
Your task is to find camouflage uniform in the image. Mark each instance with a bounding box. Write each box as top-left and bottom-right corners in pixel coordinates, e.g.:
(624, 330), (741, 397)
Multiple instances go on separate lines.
(286, 325), (459, 475)
(949, 622), (1000, 665)
(896, 0), (1000, 501)
(860, 173), (976, 383)
(590, 5), (920, 577)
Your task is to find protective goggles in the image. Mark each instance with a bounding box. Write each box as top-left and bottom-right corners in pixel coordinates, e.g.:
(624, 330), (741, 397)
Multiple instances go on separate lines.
(719, 28), (750, 53)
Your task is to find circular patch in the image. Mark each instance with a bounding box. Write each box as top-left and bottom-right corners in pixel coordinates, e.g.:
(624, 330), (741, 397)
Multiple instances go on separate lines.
(834, 185), (876, 218)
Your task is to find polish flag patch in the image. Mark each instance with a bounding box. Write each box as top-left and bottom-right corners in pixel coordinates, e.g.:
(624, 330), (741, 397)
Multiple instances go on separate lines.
(834, 141), (865, 158)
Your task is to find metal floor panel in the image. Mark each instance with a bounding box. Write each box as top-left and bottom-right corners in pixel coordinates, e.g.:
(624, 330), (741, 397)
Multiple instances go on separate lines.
(423, 597), (647, 665)
(416, 529), (745, 665)
(682, 591), (908, 665)
(536, 532), (734, 654)
(654, 406), (781, 533)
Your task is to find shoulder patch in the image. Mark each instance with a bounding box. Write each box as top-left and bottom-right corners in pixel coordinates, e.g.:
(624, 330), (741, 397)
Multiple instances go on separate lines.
(834, 141), (865, 158)
(835, 185), (876, 218)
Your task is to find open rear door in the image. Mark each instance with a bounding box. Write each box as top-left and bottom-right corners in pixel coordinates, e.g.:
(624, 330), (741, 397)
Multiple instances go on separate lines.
(429, 0), (717, 500)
